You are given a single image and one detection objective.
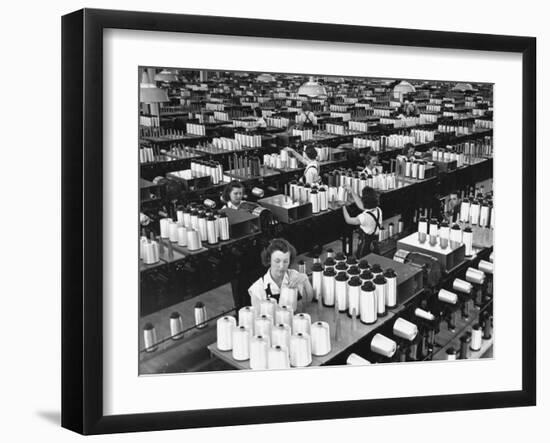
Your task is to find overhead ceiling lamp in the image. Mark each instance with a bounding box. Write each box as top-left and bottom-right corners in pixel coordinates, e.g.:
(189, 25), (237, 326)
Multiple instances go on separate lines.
(140, 71), (169, 103)
(154, 69), (179, 83)
(297, 77), (327, 98)
(256, 73), (276, 83)
(393, 80), (416, 94)
(392, 80), (416, 101)
(453, 82), (475, 92)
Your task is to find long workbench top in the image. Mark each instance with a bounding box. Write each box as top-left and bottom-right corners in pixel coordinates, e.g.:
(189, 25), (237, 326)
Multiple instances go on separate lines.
(207, 302), (396, 370)
(206, 252), (422, 369)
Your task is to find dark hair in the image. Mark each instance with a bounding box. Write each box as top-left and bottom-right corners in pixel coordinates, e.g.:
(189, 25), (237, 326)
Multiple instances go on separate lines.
(365, 154), (378, 167)
(261, 238), (297, 267)
(402, 143), (415, 155)
(304, 145), (318, 160)
(301, 102), (312, 112)
(222, 180), (244, 203)
(361, 186), (379, 209)
(254, 107), (263, 118)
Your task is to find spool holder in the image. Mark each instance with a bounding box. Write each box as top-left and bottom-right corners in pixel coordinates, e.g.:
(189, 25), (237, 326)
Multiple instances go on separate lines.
(485, 273), (494, 296)
(460, 294), (470, 320)
(446, 309), (459, 331)
(408, 339), (419, 361)
(459, 334), (471, 359)
(419, 332), (430, 359)
(397, 344), (407, 362)
(482, 313), (493, 340)
(427, 328), (436, 348)
(474, 282), (485, 307)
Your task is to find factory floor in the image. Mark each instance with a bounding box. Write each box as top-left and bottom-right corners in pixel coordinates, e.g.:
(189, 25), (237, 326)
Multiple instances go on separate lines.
(140, 234), (492, 374)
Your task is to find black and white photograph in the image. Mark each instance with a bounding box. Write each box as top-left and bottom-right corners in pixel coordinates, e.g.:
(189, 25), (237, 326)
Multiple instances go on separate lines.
(138, 67), (494, 374)
(2, 0), (545, 439)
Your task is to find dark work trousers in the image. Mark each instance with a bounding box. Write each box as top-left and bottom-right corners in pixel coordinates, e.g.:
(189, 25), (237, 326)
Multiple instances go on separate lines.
(355, 230), (380, 260)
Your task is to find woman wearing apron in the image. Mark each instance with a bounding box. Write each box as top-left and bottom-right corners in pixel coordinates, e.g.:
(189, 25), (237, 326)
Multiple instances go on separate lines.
(361, 154), (382, 176)
(285, 145), (321, 185)
(342, 186), (383, 259)
(248, 238), (314, 312)
(221, 180), (254, 308)
(444, 191), (461, 223)
(253, 107), (267, 130)
(299, 102), (317, 128)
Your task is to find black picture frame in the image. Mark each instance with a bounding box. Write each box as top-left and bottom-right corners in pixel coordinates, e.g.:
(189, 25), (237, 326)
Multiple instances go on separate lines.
(61, 8), (536, 435)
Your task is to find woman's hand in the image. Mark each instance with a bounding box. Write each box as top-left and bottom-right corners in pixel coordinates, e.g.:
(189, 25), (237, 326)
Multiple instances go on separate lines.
(140, 213), (151, 226)
(287, 272), (308, 289)
(291, 273), (314, 302)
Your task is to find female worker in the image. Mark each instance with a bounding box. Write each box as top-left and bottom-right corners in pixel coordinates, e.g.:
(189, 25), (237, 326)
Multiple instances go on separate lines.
(361, 154), (383, 176)
(285, 144), (321, 185)
(298, 102), (317, 128)
(254, 107), (267, 129)
(248, 238), (314, 311)
(395, 143), (416, 175)
(401, 142), (416, 160)
(342, 186), (383, 258)
(222, 180), (253, 308)
(445, 191), (461, 223)
(221, 180), (246, 210)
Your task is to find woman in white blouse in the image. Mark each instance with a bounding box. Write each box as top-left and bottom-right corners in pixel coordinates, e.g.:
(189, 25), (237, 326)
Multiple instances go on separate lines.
(221, 180), (245, 210)
(285, 145), (321, 185)
(361, 154), (383, 176)
(248, 238), (313, 311)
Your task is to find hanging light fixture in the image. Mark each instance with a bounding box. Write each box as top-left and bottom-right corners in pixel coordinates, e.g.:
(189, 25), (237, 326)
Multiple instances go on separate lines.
(453, 82), (476, 92)
(140, 71), (169, 104)
(256, 73), (276, 83)
(392, 80), (416, 101)
(154, 69), (179, 83)
(297, 77), (327, 98)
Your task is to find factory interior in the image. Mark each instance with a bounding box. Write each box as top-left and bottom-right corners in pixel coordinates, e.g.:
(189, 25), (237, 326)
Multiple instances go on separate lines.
(138, 68), (494, 373)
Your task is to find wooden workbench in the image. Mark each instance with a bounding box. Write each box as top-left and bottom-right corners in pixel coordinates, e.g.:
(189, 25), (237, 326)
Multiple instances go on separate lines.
(206, 252), (422, 370)
(207, 300), (396, 370)
(431, 301), (494, 361)
(139, 283), (236, 374)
